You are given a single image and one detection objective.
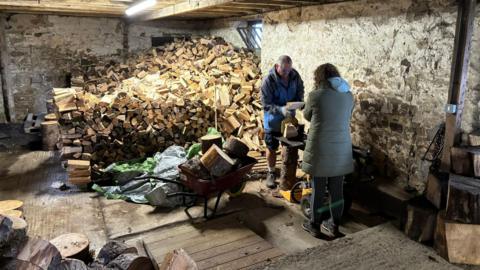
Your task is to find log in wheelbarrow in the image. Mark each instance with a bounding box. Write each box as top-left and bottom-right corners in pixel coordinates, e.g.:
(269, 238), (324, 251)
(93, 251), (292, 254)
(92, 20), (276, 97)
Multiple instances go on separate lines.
(135, 157), (257, 219)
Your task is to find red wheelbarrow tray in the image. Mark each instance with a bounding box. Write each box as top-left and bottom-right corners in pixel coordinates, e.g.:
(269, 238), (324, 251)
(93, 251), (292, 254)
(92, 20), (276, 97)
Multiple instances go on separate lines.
(178, 156), (257, 197)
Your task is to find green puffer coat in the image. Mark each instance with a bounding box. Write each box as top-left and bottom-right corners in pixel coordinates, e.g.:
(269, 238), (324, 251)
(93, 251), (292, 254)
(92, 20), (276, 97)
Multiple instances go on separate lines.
(301, 84), (354, 177)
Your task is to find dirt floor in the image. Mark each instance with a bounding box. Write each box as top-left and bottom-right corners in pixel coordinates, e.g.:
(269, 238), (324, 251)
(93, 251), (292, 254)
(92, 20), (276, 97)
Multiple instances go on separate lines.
(0, 125), (475, 269)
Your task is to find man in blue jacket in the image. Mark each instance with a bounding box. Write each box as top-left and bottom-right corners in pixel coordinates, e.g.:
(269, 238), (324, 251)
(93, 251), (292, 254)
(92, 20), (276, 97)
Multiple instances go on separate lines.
(261, 55), (304, 189)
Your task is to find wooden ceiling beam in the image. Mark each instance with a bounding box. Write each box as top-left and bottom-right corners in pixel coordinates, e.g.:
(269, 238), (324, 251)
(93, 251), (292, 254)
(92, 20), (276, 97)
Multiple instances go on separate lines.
(140, 0), (236, 20)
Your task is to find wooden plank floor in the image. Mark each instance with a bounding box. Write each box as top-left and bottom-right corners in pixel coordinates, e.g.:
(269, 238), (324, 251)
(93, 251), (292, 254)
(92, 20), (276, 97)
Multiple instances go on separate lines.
(125, 216), (283, 270)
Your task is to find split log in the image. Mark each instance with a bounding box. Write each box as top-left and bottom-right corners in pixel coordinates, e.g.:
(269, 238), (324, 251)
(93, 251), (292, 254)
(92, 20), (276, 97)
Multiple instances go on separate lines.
(0, 210), (23, 218)
(404, 197), (437, 243)
(50, 233), (90, 261)
(15, 237), (62, 269)
(445, 222), (480, 265)
(200, 144), (235, 177)
(96, 241), (137, 265)
(41, 121), (60, 151)
(67, 160), (90, 169)
(160, 249), (197, 270)
(424, 171), (448, 209)
(451, 147), (472, 175)
(224, 137), (249, 158)
(468, 132), (480, 146)
(57, 258), (88, 270)
(433, 210), (448, 260)
(200, 134), (222, 154)
(106, 253), (154, 270)
(283, 123), (298, 139)
(446, 174), (480, 224)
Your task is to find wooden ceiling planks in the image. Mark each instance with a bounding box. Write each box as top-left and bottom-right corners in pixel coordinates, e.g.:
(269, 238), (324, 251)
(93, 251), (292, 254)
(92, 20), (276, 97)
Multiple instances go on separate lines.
(0, 0), (353, 19)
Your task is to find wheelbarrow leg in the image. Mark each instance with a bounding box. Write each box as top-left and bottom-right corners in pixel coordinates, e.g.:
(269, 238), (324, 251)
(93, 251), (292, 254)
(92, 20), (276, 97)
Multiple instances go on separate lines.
(209, 191), (223, 219)
(204, 196), (208, 219)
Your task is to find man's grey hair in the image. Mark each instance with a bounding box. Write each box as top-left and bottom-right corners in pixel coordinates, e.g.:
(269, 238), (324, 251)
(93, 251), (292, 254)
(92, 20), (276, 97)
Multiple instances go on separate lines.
(276, 55), (292, 66)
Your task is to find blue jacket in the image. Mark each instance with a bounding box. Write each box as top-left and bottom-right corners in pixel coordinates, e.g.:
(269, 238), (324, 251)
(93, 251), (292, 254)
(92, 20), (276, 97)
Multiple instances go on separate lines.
(261, 67), (304, 132)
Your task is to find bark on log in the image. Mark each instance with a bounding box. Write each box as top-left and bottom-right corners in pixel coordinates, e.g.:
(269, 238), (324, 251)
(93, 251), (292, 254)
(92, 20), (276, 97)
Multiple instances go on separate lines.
(57, 258), (89, 270)
(96, 241), (137, 265)
(15, 237), (62, 269)
(0, 215), (13, 249)
(200, 134), (222, 154)
(446, 174), (480, 224)
(106, 253), (154, 270)
(181, 157), (210, 180)
(425, 171), (448, 209)
(451, 147), (473, 175)
(224, 137), (249, 158)
(279, 146), (299, 190)
(434, 210), (448, 260)
(50, 233), (90, 261)
(200, 144), (235, 177)
(160, 249), (197, 270)
(445, 221), (480, 265)
(404, 197), (437, 242)
(41, 121), (60, 151)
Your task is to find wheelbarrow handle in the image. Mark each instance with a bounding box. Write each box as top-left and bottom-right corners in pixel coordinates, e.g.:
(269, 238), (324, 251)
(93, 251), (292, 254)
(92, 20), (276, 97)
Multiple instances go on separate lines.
(132, 176), (186, 187)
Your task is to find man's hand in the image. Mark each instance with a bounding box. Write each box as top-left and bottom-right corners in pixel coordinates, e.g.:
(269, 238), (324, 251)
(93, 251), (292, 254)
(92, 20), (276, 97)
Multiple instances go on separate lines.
(280, 106), (294, 117)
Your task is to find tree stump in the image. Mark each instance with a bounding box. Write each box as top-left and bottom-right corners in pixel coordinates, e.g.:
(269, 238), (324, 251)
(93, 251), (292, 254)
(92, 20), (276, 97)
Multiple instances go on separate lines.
(107, 253), (154, 270)
(50, 233), (90, 261)
(404, 197), (437, 243)
(200, 144), (235, 177)
(41, 121), (60, 151)
(446, 174), (480, 224)
(279, 145), (299, 190)
(0, 200), (23, 213)
(200, 134), (222, 154)
(223, 137), (249, 158)
(96, 241), (137, 265)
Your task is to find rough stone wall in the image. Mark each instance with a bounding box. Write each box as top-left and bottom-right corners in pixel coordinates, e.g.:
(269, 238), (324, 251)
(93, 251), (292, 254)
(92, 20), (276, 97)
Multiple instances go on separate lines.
(0, 14), (208, 122)
(261, 0), (480, 189)
(127, 20), (210, 52)
(207, 19), (249, 48)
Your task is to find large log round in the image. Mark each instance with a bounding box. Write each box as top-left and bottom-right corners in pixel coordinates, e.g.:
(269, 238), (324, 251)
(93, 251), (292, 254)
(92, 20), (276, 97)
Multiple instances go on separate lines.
(96, 241), (137, 265)
(50, 233), (90, 261)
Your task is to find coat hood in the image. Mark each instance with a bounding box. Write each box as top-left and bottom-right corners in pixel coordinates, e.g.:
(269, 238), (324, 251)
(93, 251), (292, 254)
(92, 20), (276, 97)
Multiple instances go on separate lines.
(328, 77), (351, 93)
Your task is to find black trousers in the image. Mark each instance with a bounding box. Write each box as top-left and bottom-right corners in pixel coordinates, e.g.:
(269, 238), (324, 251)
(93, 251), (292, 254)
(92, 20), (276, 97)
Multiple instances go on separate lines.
(310, 176), (344, 225)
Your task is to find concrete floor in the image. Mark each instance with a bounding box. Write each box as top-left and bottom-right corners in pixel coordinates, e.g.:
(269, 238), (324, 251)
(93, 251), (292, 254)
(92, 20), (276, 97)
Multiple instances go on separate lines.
(0, 128), (473, 269)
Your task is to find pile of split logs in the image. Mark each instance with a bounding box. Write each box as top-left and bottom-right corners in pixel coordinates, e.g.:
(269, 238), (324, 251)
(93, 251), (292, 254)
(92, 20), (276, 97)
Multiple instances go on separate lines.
(51, 37), (265, 172)
(182, 136), (251, 179)
(403, 132), (480, 265)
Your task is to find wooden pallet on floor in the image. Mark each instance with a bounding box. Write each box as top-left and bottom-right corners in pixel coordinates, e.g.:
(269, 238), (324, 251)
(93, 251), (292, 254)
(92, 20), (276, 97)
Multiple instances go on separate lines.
(23, 113), (46, 134)
(125, 216), (283, 270)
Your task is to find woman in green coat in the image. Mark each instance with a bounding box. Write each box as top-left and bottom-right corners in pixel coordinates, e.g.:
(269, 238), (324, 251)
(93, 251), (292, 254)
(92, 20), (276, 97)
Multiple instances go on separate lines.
(301, 63), (354, 238)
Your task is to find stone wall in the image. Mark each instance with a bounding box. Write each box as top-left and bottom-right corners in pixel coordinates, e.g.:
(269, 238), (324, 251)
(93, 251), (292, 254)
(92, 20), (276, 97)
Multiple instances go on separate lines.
(261, 0), (480, 189)
(0, 14), (206, 122)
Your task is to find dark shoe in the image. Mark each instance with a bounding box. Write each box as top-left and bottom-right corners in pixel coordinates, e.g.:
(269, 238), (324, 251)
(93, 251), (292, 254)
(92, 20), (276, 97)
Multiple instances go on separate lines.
(266, 172), (277, 189)
(302, 221), (321, 238)
(321, 219), (344, 238)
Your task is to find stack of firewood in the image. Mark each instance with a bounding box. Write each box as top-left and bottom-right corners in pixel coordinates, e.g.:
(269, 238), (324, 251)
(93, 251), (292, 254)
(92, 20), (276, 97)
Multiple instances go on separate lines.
(52, 37), (265, 168)
(403, 131), (480, 265)
(67, 160), (91, 185)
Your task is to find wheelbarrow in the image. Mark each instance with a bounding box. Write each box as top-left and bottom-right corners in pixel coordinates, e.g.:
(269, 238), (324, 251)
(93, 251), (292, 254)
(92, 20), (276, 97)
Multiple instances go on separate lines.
(134, 157), (257, 219)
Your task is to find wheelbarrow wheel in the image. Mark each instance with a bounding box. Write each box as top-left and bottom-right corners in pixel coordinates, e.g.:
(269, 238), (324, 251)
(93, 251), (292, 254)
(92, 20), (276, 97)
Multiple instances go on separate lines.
(301, 194), (311, 219)
(290, 181), (305, 204)
(226, 181), (246, 197)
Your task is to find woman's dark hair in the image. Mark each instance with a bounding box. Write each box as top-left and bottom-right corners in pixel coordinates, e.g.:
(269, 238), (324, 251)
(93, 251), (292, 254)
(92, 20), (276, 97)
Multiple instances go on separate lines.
(314, 63), (341, 89)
